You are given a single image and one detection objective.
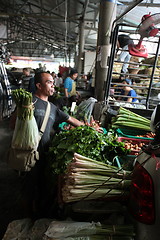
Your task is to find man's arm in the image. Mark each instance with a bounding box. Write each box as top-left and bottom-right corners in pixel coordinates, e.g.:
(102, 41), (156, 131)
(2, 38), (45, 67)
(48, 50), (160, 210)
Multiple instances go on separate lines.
(66, 116), (103, 133)
(66, 116), (84, 127)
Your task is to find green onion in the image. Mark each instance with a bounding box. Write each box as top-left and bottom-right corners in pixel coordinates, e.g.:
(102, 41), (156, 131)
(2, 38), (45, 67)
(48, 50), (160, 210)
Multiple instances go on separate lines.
(11, 88), (39, 150)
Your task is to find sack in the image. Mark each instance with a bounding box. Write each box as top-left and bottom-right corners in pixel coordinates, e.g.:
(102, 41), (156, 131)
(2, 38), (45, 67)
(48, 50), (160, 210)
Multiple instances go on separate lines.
(7, 147), (39, 172)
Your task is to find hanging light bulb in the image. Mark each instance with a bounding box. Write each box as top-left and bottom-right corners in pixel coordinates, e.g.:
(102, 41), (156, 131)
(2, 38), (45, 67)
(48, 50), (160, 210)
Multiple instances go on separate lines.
(44, 48), (48, 53)
(50, 54), (54, 59)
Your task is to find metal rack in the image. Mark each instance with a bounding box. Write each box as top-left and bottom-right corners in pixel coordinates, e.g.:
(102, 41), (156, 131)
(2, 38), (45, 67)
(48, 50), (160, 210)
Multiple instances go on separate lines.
(0, 45), (12, 120)
(104, 23), (160, 110)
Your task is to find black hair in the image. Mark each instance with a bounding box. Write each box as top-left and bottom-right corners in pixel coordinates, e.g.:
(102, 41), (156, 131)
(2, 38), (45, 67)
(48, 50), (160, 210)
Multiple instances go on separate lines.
(118, 34), (134, 48)
(69, 68), (78, 76)
(57, 73), (62, 78)
(34, 71), (51, 85)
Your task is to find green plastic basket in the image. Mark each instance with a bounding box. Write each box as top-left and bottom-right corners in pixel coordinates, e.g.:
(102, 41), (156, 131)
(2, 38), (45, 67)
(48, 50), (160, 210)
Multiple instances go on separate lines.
(116, 128), (154, 140)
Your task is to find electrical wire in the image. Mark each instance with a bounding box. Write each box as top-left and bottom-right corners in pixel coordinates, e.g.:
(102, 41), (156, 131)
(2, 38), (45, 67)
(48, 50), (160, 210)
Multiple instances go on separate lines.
(64, 0), (68, 65)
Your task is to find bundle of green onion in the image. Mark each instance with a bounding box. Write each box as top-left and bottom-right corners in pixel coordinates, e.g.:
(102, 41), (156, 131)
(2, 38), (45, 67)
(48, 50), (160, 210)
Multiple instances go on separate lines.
(11, 88), (39, 150)
(112, 107), (151, 131)
(62, 153), (131, 203)
(12, 88), (33, 120)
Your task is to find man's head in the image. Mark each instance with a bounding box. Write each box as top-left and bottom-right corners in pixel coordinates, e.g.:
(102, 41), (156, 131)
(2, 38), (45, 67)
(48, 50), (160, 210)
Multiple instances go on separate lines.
(69, 68), (78, 80)
(51, 72), (56, 79)
(23, 68), (30, 76)
(34, 72), (55, 97)
(117, 34), (134, 49)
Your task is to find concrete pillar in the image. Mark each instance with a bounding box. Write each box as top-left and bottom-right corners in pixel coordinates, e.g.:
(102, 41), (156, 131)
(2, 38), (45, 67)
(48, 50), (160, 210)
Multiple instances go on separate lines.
(77, 19), (85, 75)
(95, 0), (117, 101)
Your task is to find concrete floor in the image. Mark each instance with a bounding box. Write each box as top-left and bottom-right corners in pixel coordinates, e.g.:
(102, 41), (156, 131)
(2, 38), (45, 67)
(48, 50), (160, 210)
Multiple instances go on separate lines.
(0, 118), (31, 239)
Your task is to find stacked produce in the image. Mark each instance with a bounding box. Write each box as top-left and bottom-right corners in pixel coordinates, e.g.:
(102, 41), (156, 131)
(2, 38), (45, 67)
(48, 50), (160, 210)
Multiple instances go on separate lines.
(117, 137), (152, 155)
(48, 125), (130, 175)
(136, 132), (155, 138)
(11, 88), (39, 149)
(62, 153), (131, 203)
(112, 107), (151, 131)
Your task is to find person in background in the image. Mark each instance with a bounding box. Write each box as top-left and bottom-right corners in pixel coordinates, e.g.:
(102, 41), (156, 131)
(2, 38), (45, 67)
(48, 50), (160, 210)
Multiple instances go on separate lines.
(118, 78), (138, 103)
(117, 34), (134, 74)
(64, 68), (78, 98)
(55, 73), (63, 88)
(51, 71), (57, 79)
(28, 69), (36, 94)
(21, 68), (33, 90)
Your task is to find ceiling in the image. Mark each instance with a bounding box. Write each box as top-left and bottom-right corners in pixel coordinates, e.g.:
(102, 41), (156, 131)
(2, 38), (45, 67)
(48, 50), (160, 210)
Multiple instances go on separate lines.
(0, 0), (160, 60)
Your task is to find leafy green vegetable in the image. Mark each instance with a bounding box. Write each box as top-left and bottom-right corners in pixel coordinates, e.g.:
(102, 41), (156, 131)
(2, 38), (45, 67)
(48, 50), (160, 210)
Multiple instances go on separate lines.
(47, 126), (130, 174)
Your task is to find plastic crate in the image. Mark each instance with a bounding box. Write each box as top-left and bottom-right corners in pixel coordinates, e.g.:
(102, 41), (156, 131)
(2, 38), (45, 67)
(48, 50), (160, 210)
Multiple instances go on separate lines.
(59, 122), (69, 131)
(117, 137), (152, 155)
(116, 128), (154, 140)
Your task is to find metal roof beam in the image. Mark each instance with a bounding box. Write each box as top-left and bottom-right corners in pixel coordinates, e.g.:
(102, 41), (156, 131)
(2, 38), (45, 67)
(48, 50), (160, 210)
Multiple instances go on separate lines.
(119, 1), (160, 7)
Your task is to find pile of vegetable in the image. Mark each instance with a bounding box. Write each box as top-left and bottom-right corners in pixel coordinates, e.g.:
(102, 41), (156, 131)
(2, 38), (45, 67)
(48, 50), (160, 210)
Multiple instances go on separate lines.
(118, 138), (151, 154)
(61, 117), (102, 132)
(62, 153), (131, 203)
(112, 107), (151, 131)
(136, 132), (155, 138)
(11, 88), (39, 150)
(48, 125), (130, 175)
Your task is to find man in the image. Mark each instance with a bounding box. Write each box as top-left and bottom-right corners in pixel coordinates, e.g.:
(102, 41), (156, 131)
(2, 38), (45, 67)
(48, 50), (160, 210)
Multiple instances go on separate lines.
(28, 71), (84, 218)
(33, 71), (84, 152)
(117, 34), (134, 74)
(21, 68), (33, 90)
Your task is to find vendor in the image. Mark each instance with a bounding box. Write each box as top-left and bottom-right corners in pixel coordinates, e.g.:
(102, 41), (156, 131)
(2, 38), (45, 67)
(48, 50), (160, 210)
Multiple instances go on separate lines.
(118, 78), (138, 103)
(64, 68), (78, 98)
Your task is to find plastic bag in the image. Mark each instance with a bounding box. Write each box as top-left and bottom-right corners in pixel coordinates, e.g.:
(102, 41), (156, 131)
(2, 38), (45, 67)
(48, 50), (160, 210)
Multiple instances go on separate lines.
(76, 97), (97, 123)
(44, 220), (99, 239)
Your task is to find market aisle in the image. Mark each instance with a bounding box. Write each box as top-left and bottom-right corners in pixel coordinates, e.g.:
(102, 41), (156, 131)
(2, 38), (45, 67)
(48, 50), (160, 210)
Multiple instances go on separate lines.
(0, 118), (30, 239)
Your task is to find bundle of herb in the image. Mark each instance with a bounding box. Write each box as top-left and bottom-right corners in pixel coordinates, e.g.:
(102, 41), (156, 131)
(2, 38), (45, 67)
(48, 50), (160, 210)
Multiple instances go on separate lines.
(48, 125), (130, 175)
(62, 153), (131, 203)
(11, 88), (39, 150)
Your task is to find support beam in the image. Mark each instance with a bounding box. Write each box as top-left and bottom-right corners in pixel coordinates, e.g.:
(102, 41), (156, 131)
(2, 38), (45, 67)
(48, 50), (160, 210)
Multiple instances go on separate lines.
(77, 19), (85, 75)
(95, 0), (117, 102)
(77, 0), (89, 75)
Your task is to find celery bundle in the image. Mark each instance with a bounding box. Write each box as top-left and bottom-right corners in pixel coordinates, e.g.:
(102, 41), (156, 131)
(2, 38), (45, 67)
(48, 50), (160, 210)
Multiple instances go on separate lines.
(112, 107), (151, 131)
(11, 88), (39, 150)
(62, 153), (131, 203)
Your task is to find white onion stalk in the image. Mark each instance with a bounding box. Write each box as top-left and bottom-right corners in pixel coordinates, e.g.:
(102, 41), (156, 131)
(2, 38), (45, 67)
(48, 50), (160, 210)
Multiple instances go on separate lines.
(11, 88), (39, 150)
(62, 153), (132, 203)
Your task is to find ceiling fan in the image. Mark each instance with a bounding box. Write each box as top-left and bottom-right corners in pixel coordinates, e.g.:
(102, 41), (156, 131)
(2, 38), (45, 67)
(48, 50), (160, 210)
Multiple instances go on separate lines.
(128, 13), (160, 58)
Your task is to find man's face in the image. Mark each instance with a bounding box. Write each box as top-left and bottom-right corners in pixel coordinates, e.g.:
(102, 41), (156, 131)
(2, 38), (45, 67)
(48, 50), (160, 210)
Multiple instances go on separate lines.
(38, 73), (55, 96)
(23, 70), (30, 76)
